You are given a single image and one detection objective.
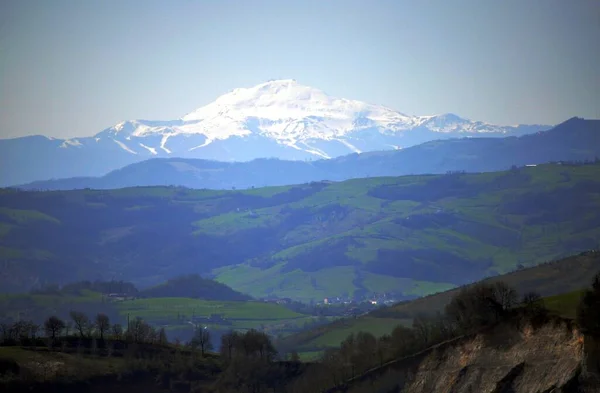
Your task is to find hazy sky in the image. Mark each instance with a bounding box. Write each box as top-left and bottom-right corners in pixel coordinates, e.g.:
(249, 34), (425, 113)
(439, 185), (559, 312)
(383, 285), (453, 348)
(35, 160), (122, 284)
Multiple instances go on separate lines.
(1, 0), (599, 139)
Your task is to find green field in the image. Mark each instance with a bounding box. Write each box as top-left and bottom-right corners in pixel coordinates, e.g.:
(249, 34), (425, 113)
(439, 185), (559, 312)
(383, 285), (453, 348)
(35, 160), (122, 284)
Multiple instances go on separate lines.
(117, 298), (303, 321)
(1, 163), (600, 301)
(544, 290), (586, 319)
(308, 317), (410, 348)
(0, 291), (316, 336)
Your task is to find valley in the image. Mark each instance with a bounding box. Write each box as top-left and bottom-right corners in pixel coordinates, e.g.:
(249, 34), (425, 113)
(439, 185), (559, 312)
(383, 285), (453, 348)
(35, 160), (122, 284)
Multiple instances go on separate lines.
(2, 250), (600, 392)
(3, 2), (599, 391)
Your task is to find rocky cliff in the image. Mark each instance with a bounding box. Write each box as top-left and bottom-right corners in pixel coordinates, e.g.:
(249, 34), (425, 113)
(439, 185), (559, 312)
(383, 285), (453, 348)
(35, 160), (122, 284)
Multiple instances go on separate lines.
(334, 319), (600, 393)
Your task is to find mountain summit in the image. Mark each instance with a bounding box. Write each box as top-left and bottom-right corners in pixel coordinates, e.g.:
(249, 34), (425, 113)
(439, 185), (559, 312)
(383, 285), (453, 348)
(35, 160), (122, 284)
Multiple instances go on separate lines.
(178, 79), (417, 146)
(0, 80), (550, 186)
(92, 79), (549, 160)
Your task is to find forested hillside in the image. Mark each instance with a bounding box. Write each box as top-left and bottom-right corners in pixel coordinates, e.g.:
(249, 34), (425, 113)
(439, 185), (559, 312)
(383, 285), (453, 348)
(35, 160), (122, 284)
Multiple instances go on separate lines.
(1, 162), (600, 301)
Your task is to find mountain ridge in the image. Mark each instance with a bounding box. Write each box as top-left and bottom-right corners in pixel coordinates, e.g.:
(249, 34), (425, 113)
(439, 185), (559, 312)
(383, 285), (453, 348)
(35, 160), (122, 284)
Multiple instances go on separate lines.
(0, 80), (550, 187)
(16, 117), (599, 191)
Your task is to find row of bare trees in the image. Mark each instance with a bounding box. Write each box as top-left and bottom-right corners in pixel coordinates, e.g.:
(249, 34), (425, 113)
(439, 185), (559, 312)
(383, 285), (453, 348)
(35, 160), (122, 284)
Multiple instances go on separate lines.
(219, 329), (278, 363)
(0, 311), (168, 347)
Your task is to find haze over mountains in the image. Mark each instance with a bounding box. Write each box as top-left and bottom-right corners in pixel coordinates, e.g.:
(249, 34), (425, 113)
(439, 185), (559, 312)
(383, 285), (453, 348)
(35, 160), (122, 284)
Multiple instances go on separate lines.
(17, 117), (600, 191)
(0, 79), (551, 187)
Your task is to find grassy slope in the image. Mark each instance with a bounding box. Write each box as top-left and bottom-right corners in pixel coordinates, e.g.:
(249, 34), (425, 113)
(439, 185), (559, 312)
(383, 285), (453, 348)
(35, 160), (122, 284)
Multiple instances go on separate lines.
(0, 292), (313, 335)
(280, 250), (600, 353)
(0, 346), (126, 382)
(1, 163), (600, 301)
(544, 289), (586, 320)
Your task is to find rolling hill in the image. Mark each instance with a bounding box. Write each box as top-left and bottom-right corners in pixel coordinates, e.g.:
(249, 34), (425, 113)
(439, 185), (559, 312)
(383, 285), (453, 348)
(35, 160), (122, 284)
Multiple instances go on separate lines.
(1, 162), (600, 301)
(17, 117), (599, 191)
(0, 277), (311, 343)
(279, 250), (600, 354)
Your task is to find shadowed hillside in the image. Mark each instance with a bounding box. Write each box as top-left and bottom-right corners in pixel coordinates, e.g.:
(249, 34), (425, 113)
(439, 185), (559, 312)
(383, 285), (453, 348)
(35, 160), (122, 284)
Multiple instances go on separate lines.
(1, 162), (600, 302)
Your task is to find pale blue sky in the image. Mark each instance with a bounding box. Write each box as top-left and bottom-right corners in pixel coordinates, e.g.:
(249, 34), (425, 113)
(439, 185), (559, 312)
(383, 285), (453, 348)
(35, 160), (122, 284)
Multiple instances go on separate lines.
(1, 0), (599, 139)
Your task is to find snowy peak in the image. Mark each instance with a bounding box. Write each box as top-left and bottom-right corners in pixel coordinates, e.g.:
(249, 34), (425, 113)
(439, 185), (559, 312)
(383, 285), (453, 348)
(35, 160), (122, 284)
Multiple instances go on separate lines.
(176, 79), (421, 146)
(76, 79), (551, 161)
(181, 79), (402, 124)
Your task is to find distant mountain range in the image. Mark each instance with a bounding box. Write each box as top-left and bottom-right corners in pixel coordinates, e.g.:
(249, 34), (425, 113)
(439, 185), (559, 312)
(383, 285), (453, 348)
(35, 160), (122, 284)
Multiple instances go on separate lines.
(17, 117), (600, 191)
(1, 79), (550, 187)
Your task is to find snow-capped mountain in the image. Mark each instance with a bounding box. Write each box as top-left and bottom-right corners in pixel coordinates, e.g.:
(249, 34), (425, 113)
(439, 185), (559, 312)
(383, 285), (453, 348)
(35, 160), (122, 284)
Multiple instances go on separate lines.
(0, 79), (550, 186)
(91, 79), (547, 160)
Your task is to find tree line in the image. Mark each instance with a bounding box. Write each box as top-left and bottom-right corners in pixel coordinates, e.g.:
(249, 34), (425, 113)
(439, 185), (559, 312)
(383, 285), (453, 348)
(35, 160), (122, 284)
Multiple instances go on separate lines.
(0, 311), (167, 349)
(4, 272), (600, 392)
(287, 280), (549, 392)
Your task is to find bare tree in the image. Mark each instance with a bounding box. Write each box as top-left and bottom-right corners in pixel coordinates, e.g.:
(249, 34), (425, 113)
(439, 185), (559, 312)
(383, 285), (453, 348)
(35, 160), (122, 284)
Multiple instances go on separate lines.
(390, 324), (416, 357)
(241, 329), (277, 361)
(522, 291), (541, 307)
(69, 311), (90, 338)
(111, 323), (123, 340)
(493, 281), (518, 311)
(13, 320), (32, 342)
(44, 316), (65, 340)
(147, 326), (158, 343)
(158, 327), (168, 345)
(127, 317), (152, 343)
(192, 327), (213, 356)
(522, 291), (546, 317)
(412, 314), (432, 346)
(0, 322), (10, 343)
(30, 323), (40, 341)
(445, 283), (510, 332)
(95, 313), (110, 340)
(220, 331), (240, 361)
(65, 321), (72, 337)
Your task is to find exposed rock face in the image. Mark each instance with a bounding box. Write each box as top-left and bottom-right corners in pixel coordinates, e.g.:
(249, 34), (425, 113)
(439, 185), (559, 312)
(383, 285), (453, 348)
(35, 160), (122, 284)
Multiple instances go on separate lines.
(338, 320), (600, 393)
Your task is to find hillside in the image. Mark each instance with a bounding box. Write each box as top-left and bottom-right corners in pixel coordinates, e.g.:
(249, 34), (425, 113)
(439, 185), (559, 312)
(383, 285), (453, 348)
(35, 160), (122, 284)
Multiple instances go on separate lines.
(139, 274), (251, 301)
(322, 319), (590, 393)
(3, 253), (600, 392)
(288, 253), (600, 392)
(2, 162), (600, 301)
(17, 117), (599, 191)
(280, 250), (600, 354)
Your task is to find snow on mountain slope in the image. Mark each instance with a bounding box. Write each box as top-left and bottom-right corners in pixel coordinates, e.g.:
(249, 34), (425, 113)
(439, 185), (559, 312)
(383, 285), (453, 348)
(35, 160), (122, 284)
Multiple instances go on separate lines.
(0, 79), (551, 186)
(83, 79), (549, 160)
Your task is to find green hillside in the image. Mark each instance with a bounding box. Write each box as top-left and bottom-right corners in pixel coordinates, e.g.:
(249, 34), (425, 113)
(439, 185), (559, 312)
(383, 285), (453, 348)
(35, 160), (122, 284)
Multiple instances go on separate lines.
(0, 290), (314, 340)
(279, 250), (600, 354)
(1, 162), (600, 301)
